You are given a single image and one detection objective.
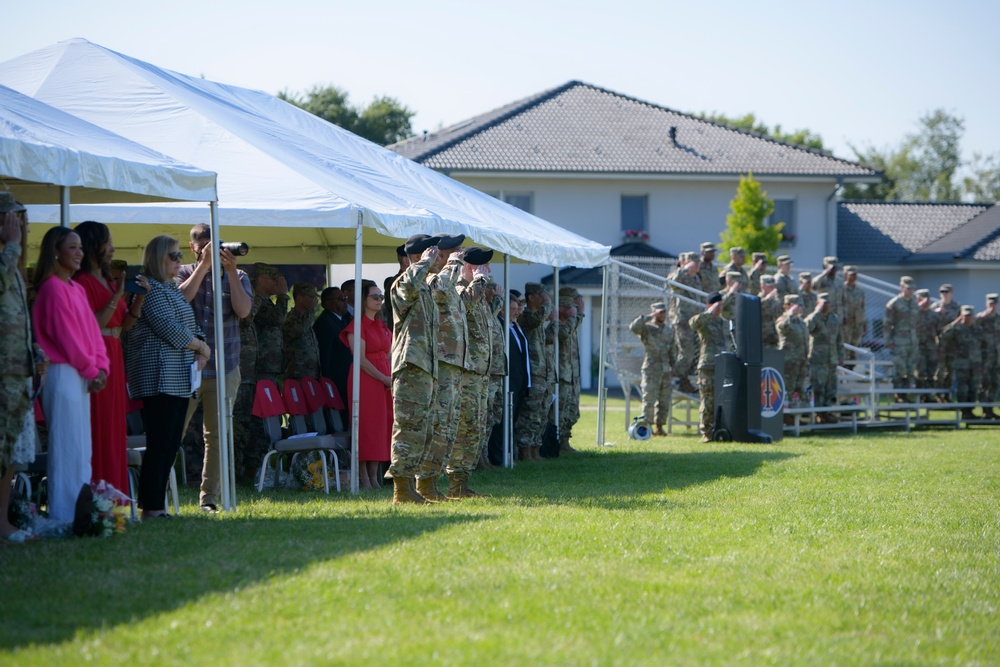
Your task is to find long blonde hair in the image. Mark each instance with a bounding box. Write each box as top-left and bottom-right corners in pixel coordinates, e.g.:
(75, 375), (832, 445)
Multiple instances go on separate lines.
(142, 235), (179, 283)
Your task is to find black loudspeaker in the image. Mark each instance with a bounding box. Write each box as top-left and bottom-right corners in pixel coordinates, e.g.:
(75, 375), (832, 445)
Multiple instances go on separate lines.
(734, 293), (762, 364)
(713, 293), (772, 443)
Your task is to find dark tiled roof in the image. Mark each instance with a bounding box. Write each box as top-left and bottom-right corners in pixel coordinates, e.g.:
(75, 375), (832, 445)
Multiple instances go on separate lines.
(391, 81), (878, 179)
(837, 201), (994, 265)
(541, 242), (676, 287)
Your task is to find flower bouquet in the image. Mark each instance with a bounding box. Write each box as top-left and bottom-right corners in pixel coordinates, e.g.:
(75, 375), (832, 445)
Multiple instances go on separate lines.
(8, 496), (37, 530)
(289, 452), (331, 491)
(78, 481), (131, 538)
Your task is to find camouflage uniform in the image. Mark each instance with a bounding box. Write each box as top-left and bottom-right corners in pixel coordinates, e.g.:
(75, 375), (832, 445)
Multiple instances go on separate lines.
(884, 290), (918, 391)
(933, 295), (962, 394)
(975, 303), (1000, 403)
(914, 301), (940, 391)
(0, 239), (35, 469)
(774, 256), (797, 302)
(233, 293), (264, 482)
(759, 283), (782, 349)
(719, 260), (749, 293)
(282, 304), (321, 380)
(254, 292), (288, 383)
(746, 253), (768, 297)
(420, 258), (466, 477)
(798, 275), (818, 316)
(630, 310), (674, 426)
(690, 309), (727, 439)
(669, 258), (702, 384)
(841, 278), (866, 354)
(805, 308), (842, 408)
(448, 270), (490, 481)
(698, 248), (719, 294)
(776, 301), (809, 408)
(515, 291), (552, 453)
(940, 315), (982, 404)
(557, 294), (583, 442)
(812, 259), (844, 317)
(388, 255), (438, 479)
(483, 291), (506, 459)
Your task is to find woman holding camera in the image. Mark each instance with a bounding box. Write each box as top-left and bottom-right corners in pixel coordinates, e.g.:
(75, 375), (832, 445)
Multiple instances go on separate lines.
(33, 227), (110, 525)
(73, 221), (148, 494)
(126, 235), (210, 520)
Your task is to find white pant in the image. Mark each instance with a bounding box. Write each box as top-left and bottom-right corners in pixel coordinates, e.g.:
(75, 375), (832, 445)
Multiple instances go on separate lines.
(42, 364), (92, 523)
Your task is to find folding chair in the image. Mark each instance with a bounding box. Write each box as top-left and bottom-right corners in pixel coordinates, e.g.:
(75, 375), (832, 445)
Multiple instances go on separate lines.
(253, 379), (342, 493)
(317, 376), (347, 433)
(125, 399), (180, 519)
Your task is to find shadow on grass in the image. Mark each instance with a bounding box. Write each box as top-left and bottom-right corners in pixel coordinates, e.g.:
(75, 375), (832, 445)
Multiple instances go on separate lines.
(0, 511), (483, 650)
(485, 448), (800, 510)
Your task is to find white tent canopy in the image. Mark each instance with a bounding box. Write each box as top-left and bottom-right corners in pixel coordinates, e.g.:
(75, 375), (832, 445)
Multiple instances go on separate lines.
(0, 38), (609, 268)
(0, 83), (217, 205)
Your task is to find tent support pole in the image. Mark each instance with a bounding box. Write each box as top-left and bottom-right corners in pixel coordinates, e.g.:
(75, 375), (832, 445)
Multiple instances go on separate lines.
(60, 187), (70, 227)
(350, 210), (362, 495)
(502, 255), (511, 468)
(209, 200), (234, 511)
(553, 266), (560, 445)
(597, 264), (609, 447)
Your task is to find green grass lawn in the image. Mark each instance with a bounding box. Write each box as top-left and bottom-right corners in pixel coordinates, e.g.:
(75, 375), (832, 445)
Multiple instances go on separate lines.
(2, 409), (997, 666)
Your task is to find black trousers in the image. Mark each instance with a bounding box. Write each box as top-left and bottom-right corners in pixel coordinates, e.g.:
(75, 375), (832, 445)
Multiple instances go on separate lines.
(138, 393), (189, 512)
(487, 388), (526, 465)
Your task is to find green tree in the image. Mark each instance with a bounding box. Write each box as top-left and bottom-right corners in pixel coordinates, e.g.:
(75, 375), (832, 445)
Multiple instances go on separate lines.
(697, 112), (826, 151)
(720, 173), (783, 261)
(278, 85), (415, 146)
(962, 152), (1000, 202)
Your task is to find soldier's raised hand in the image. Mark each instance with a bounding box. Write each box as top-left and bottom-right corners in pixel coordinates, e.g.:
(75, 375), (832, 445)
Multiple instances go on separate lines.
(0, 211), (22, 245)
(421, 246), (439, 263)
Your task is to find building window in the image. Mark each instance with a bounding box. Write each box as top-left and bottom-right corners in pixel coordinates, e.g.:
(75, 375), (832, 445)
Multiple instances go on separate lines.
(621, 195), (648, 240)
(768, 199), (796, 246)
(486, 191), (533, 213)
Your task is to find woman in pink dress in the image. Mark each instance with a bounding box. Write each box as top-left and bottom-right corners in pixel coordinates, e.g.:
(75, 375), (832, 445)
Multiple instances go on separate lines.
(339, 280), (393, 489)
(73, 221), (147, 494)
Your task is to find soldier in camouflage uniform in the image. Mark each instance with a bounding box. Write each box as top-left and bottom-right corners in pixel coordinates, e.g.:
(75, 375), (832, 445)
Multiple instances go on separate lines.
(669, 252), (703, 393)
(388, 234), (441, 504)
(747, 252), (768, 297)
(480, 280), (506, 468)
(805, 292), (843, 419)
(884, 276), (918, 401)
(812, 256), (844, 317)
(914, 289), (940, 397)
(698, 242), (720, 294)
(798, 272), (817, 316)
(774, 255), (797, 302)
(721, 271), (744, 320)
(630, 302), (674, 436)
(759, 275), (782, 348)
(282, 282), (321, 380)
(933, 283), (961, 400)
(557, 286), (584, 452)
(719, 246), (749, 292)
(690, 290), (731, 441)
(940, 305), (981, 419)
(776, 295), (808, 410)
(232, 262), (271, 482)
(515, 282), (553, 461)
(976, 294), (1000, 409)
(416, 233), (467, 501)
(253, 267), (289, 384)
(840, 266), (866, 361)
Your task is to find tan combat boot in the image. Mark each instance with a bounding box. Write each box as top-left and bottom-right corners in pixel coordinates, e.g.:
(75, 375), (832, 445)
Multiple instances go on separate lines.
(652, 425), (666, 437)
(392, 477), (427, 505)
(560, 435), (578, 453)
(446, 475), (466, 500)
(415, 476), (447, 503)
(530, 446), (543, 461)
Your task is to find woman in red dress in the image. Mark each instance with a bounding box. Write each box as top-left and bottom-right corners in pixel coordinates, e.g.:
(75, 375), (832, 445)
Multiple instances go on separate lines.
(73, 221), (147, 494)
(339, 280), (393, 489)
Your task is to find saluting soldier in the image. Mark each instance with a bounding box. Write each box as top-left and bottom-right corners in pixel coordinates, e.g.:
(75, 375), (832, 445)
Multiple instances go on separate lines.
(976, 293), (1000, 409)
(719, 246), (749, 292)
(232, 264), (267, 482)
(282, 282), (321, 380)
(690, 290), (732, 442)
(933, 283), (961, 400)
(841, 265), (866, 359)
(480, 279), (506, 468)
(387, 234), (441, 504)
(253, 264), (289, 385)
(698, 242), (720, 294)
(940, 305), (982, 419)
(759, 275), (781, 348)
(747, 252), (768, 297)
(669, 252), (702, 393)
(774, 255), (797, 302)
(558, 286), (584, 452)
(515, 283), (553, 461)
(805, 292), (843, 419)
(630, 302), (675, 437)
(798, 272), (817, 319)
(914, 289), (940, 397)
(812, 256), (844, 317)
(884, 276), (919, 402)
(777, 295), (809, 410)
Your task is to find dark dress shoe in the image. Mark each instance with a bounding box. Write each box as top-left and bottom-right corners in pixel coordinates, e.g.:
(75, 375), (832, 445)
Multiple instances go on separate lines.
(73, 484), (94, 537)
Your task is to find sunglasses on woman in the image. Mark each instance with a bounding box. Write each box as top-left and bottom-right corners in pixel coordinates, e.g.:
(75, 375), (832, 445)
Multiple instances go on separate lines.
(369, 294), (385, 301)
(168, 251), (184, 261)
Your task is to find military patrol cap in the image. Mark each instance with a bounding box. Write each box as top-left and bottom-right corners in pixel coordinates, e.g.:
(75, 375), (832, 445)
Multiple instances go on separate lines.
(843, 265), (858, 274)
(651, 301), (667, 312)
(988, 293), (999, 303)
(752, 252), (767, 262)
(706, 292), (723, 305)
(700, 242), (716, 252)
(799, 271), (812, 280)
(783, 294), (801, 305)
(403, 233), (438, 255)
(900, 276), (915, 287)
(915, 289), (930, 299)
(559, 296), (575, 308)
(817, 292), (831, 301)
(939, 283), (953, 293)
(253, 262), (281, 280)
(776, 254), (792, 265)
(0, 192), (26, 214)
(292, 282), (318, 298)
(524, 282), (545, 296)
(456, 247), (494, 265)
(726, 271), (742, 281)
(823, 256), (839, 266)
(760, 275), (775, 286)
(730, 246), (745, 256)
(961, 305), (975, 315)
(433, 232), (465, 250)
(559, 286), (580, 298)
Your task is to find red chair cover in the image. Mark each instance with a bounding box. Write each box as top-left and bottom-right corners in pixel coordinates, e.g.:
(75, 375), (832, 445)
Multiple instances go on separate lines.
(300, 376), (327, 413)
(281, 378), (310, 416)
(318, 376), (345, 410)
(252, 379), (287, 418)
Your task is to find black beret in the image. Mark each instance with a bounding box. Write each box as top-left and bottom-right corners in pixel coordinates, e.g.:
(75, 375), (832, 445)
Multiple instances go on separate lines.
(433, 232), (465, 250)
(707, 292), (723, 305)
(395, 244), (406, 257)
(457, 247), (494, 265)
(403, 234), (438, 255)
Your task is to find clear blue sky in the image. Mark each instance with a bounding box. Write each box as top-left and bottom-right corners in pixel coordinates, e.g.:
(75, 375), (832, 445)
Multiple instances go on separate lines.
(6, 0), (999, 171)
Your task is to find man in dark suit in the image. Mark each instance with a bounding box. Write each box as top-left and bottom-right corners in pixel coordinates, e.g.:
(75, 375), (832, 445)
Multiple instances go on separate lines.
(314, 286), (353, 427)
(488, 289), (530, 464)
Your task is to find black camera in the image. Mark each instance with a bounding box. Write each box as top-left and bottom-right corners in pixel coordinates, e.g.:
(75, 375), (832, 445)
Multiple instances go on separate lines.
(219, 241), (249, 256)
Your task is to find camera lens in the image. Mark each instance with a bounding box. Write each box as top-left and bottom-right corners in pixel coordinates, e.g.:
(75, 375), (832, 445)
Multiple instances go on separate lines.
(220, 241), (249, 256)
